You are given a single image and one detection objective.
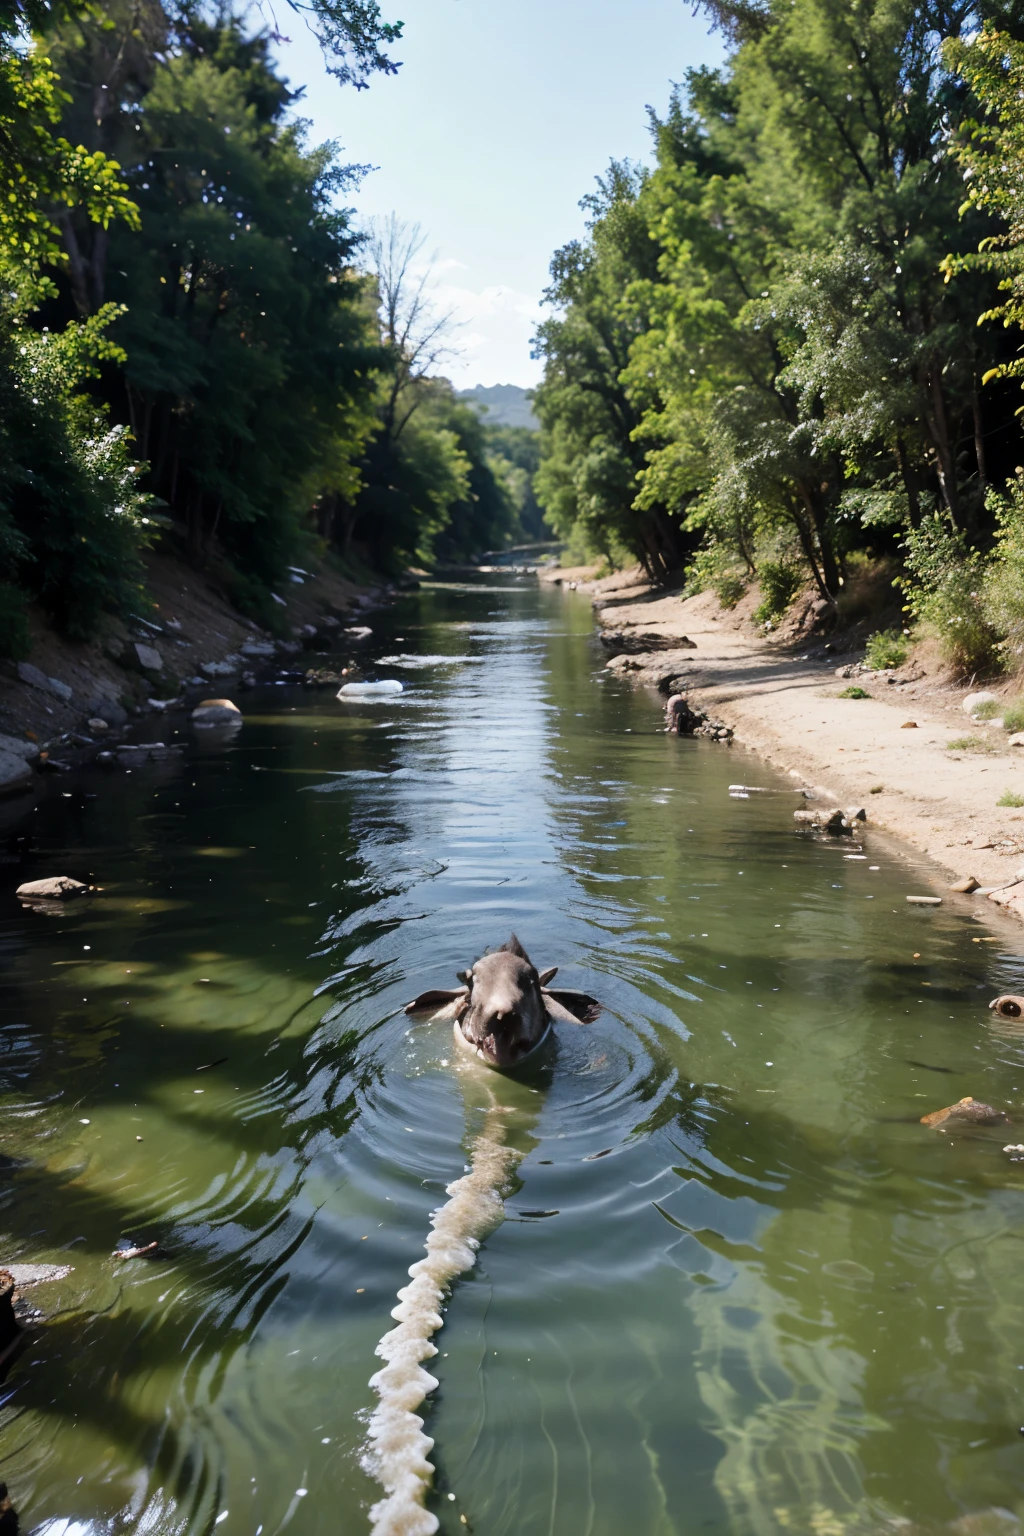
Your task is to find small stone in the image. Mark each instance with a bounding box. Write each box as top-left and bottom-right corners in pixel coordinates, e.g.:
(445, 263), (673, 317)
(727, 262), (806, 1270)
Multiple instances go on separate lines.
(239, 640), (276, 658)
(794, 807), (849, 833)
(16, 876), (88, 900)
(948, 875), (980, 893)
(900, 720), (918, 729)
(200, 658), (240, 678)
(87, 717), (109, 734)
(343, 626), (373, 641)
(192, 698), (242, 727)
(906, 895), (942, 905)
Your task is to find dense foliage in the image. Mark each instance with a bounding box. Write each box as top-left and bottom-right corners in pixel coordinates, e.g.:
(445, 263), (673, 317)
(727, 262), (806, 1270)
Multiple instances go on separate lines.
(534, 0), (1024, 673)
(0, 0), (532, 654)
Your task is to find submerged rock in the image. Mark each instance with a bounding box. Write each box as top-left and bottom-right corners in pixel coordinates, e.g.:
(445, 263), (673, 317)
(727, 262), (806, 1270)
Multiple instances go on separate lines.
(949, 875), (980, 893)
(920, 1096), (1008, 1128)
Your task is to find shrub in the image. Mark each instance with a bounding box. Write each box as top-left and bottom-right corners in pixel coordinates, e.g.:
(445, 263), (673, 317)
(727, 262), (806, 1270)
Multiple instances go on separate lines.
(947, 735), (997, 753)
(714, 572), (746, 609)
(984, 473), (1024, 659)
(684, 543), (747, 608)
(838, 685), (870, 698)
(1003, 701), (1024, 733)
(998, 789), (1024, 808)
(864, 628), (908, 670)
(973, 699), (1002, 720)
(753, 560), (803, 626)
(0, 584), (30, 660)
(900, 515), (998, 675)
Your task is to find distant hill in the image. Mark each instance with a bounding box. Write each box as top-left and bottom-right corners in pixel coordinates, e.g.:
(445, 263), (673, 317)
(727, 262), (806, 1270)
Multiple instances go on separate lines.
(458, 383), (538, 431)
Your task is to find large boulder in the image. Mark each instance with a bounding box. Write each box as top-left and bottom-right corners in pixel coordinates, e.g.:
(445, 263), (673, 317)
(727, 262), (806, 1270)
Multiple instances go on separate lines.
(16, 876), (88, 900)
(963, 690), (998, 716)
(600, 629), (695, 656)
(192, 698), (242, 727)
(84, 695), (128, 728)
(132, 641), (163, 673)
(0, 750), (33, 796)
(0, 734), (38, 763)
(16, 661), (72, 702)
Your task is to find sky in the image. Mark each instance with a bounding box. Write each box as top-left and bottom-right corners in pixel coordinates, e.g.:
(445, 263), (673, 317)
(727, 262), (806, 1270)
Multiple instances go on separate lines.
(277, 0), (723, 390)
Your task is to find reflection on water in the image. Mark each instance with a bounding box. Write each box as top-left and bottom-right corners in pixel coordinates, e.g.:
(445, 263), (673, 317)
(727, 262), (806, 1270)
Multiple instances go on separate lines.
(2, 577), (1024, 1535)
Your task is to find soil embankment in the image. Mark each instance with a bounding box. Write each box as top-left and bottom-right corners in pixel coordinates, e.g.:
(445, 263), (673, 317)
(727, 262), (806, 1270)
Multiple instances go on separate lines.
(545, 563), (1024, 918)
(0, 549), (384, 796)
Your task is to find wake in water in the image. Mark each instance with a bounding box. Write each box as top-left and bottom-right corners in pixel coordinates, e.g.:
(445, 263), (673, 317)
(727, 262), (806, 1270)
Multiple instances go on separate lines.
(364, 1108), (522, 1536)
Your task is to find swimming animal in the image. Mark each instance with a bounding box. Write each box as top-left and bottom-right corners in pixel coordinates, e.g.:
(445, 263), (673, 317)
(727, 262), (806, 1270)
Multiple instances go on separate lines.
(405, 934), (601, 1069)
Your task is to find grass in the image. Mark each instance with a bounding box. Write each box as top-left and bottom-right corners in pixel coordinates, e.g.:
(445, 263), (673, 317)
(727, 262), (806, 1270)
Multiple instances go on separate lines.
(1003, 701), (1024, 733)
(869, 784), (884, 794)
(972, 699), (1003, 720)
(864, 627), (908, 670)
(946, 735), (998, 753)
(838, 685), (870, 699)
(998, 789), (1024, 808)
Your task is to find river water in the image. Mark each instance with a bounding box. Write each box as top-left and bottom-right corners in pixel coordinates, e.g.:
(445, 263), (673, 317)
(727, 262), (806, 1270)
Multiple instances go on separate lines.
(3, 574), (1024, 1536)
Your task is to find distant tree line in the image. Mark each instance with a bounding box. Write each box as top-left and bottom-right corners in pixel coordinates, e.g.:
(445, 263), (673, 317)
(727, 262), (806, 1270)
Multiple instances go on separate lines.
(534, 0), (1024, 674)
(0, 0), (535, 655)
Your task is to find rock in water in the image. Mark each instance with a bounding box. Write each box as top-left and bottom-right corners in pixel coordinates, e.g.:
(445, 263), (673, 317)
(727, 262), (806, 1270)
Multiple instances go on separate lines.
(191, 698), (242, 726)
(338, 680), (403, 697)
(920, 1096), (1008, 1128)
(0, 750), (33, 796)
(16, 876), (88, 901)
(949, 875), (980, 893)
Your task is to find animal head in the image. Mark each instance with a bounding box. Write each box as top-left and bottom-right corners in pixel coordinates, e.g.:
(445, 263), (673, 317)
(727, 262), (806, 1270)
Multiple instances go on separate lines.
(405, 934), (601, 1071)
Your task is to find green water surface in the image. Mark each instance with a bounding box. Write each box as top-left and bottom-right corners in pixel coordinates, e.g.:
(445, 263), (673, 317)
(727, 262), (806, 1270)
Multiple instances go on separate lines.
(2, 574), (1024, 1536)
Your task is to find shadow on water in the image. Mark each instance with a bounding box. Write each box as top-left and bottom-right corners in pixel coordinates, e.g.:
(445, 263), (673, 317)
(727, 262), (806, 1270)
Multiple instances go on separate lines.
(0, 576), (1023, 1535)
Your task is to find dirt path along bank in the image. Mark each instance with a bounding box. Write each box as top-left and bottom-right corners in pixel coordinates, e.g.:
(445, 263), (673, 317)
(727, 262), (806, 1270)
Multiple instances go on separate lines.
(545, 564), (1024, 922)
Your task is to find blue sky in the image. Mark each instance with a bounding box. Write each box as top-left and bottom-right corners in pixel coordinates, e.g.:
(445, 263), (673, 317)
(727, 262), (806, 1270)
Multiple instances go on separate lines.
(278, 0), (723, 389)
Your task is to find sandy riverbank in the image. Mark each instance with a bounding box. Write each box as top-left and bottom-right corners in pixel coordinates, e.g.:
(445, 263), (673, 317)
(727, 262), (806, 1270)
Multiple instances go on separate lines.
(543, 563), (1024, 923)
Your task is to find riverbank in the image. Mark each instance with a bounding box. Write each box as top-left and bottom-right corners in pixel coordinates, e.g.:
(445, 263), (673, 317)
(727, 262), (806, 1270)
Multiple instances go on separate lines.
(544, 563), (1024, 918)
(0, 549), (387, 793)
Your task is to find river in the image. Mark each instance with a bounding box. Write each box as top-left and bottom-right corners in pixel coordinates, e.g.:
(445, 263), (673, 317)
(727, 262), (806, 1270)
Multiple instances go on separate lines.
(2, 572), (1024, 1536)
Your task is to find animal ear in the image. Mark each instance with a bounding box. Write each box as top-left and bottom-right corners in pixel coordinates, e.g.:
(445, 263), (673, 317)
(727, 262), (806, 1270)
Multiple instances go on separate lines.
(541, 988), (602, 1024)
(456, 968), (472, 986)
(405, 987), (469, 1017)
(538, 967), (558, 986)
(499, 933), (530, 961)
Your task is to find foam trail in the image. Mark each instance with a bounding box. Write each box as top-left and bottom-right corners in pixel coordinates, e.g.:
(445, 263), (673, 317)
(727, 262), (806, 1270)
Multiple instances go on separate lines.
(365, 1111), (521, 1536)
